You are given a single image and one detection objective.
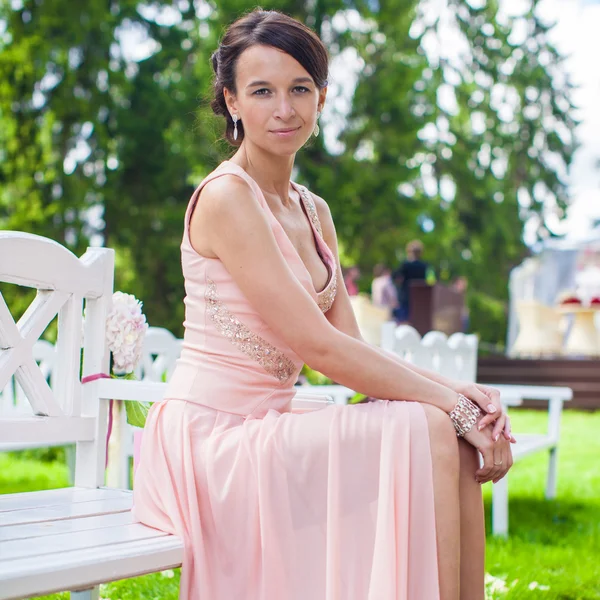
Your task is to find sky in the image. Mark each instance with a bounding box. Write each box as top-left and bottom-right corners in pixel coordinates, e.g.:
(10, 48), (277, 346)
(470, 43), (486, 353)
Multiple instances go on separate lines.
(529, 0), (600, 240)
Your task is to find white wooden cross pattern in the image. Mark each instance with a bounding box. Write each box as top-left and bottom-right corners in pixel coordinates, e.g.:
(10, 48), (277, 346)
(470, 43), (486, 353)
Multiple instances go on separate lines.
(0, 232), (111, 449)
(0, 339), (54, 417)
(0, 288), (68, 418)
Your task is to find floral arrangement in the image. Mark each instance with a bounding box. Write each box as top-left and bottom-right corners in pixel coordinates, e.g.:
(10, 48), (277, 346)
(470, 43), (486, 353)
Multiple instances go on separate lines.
(106, 292), (148, 375)
(105, 291), (151, 427)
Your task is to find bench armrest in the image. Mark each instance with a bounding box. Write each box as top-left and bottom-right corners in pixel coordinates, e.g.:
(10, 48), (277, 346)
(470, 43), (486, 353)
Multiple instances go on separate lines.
(90, 379), (167, 403)
(485, 383), (572, 441)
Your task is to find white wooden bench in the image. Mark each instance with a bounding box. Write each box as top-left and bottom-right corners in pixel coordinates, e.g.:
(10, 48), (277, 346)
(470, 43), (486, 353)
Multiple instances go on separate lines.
(0, 232), (185, 600)
(0, 231), (331, 599)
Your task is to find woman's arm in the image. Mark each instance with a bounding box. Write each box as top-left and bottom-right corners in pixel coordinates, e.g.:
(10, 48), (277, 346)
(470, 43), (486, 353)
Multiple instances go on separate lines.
(310, 191), (507, 433)
(190, 175), (475, 415)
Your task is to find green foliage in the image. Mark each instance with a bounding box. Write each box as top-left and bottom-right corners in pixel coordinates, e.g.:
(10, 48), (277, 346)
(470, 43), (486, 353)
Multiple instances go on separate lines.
(125, 399), (152, 428)
(300, 363), (333, 385)
(482, 410), (600, 599)
(0, 452), (69, 494)
(469, 289), (507, 348)
(8, 445), (68, 464)
(0, 0), (577, 342)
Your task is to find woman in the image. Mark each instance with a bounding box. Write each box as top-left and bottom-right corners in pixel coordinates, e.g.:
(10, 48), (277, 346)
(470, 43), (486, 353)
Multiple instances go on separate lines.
(133, 10), (515, 600)
(371, 263), (399, 317)
(343, 265), (360, 296)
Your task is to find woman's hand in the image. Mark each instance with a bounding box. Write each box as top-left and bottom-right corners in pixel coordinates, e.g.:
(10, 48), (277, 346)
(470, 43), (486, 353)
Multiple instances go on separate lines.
(463, 419), (514, 484)
(454, 382), (516, 443)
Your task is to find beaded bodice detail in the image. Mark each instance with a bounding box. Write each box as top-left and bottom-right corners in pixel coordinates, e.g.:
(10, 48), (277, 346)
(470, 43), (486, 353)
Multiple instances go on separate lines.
(205, 278), (296, 382)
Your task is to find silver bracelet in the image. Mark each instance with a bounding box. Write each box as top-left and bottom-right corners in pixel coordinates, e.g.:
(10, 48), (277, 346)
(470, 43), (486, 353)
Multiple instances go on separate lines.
(449, 394), (482, 437)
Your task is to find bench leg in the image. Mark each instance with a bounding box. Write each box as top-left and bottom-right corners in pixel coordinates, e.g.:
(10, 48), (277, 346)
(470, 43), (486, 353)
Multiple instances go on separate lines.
(546, 446), (558, 499)
(71, 587), (99, 600)
(65, 443), (76, 485)
(492, 476), (509, 537)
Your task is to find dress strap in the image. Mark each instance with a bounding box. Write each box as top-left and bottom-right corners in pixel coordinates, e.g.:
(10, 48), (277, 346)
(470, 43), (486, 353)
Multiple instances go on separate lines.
(295, 185), (323, 238)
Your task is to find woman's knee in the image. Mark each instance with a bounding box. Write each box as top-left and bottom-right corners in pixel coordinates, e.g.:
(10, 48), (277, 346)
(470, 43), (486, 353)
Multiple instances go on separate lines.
(422, 404), (459, 469)
(458, 437), (479, 472)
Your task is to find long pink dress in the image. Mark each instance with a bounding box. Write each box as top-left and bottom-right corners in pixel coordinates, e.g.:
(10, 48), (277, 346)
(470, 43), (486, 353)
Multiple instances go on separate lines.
(132, 161), (440, 600)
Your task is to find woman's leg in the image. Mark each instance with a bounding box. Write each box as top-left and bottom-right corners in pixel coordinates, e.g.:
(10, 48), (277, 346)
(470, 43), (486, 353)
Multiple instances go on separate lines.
(422, 404), (461, 600)
(457, 439), (486, 600)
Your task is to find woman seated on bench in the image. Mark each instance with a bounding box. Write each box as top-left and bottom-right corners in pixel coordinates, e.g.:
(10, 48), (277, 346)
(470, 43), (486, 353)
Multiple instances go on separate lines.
(133, 10), (515, 599)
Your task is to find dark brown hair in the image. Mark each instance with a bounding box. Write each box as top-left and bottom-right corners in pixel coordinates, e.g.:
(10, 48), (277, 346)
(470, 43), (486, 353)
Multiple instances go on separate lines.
(210, 9), (329, 146)
(406, 240), (424, 259)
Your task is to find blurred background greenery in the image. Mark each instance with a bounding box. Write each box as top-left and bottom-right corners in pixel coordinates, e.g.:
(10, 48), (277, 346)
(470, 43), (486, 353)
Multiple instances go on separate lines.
(0, 0), (577, 347)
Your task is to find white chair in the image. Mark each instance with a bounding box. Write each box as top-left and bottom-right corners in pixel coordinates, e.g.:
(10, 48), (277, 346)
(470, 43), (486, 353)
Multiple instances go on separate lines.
(348, 295), (392, 346)
(137, 327), (183, 382)
(511, 300), (563, 357)
(116, 327), (183, 489)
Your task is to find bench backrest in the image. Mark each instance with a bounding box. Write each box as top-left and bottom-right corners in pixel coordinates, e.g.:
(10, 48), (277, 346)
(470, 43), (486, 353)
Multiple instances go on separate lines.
(0, 231), (114, 486)
(137, 327), (183, 382)
(0, 340), (55, 416)
(0, 326), (183, 418)
(381, 323), (478, 382)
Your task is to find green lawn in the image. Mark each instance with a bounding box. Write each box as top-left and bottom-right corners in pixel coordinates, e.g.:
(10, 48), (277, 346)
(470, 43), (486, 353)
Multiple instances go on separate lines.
(1, 409), (599, 600)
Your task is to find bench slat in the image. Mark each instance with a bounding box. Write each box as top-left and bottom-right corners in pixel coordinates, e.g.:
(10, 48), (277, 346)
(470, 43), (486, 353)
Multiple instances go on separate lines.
(0, 496), (132, 526)
(0, 416), (96, 445)
(1, 521), (169, 560)
(513, 434), (556, 459)
(0, 535), (184, 600)
(0, 487), (129, 512)
(0, 510), (134, 542)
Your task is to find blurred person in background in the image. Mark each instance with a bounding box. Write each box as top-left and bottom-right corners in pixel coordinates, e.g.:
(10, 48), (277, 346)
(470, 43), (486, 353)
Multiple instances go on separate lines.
(393, 239), (432, 322)
(343, 265), (360, 296)
(371, 263), (398, 318)
(452, 275), (470, 332)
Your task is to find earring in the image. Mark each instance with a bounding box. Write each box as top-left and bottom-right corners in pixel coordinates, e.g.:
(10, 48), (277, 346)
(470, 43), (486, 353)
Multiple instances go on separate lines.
(232, 114), (239, 141)
(313, 111), (321, 137)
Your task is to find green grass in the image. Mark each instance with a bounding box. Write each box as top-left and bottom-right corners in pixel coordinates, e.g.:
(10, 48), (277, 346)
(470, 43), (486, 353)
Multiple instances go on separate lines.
(1, 410), (599, 599)
(483, 411), (600, 599)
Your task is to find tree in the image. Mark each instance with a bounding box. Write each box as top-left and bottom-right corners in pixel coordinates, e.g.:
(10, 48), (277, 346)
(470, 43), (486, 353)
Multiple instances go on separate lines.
(296, 0), (577, 344)
(1, 0), (577, 344)
(0, 0), (217, 333)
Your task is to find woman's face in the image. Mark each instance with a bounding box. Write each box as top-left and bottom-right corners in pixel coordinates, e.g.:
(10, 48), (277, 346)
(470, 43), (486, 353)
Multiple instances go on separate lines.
(224, 44), (326, 155)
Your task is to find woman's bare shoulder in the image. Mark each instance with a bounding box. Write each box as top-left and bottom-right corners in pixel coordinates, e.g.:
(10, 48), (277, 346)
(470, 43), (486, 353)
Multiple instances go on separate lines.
(190, 173), (263, 256)
(198, 173), (256, 216)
